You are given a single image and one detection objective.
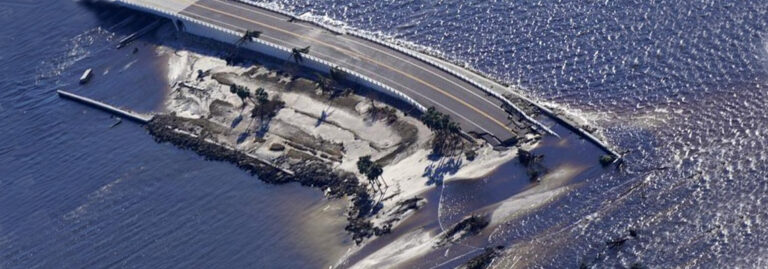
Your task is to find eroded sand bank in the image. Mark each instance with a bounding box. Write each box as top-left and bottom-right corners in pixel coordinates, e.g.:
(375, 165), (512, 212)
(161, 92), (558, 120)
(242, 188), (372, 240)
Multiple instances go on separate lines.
(155, 46), (552, 265)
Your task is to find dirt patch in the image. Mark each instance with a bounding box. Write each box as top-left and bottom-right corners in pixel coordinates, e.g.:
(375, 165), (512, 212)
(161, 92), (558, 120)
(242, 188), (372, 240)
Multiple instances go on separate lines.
(375, 120), (419, 166)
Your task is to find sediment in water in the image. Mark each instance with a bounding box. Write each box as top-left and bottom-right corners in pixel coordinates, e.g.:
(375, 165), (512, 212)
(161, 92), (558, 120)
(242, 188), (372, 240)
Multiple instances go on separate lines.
(460, 246), (505, 269)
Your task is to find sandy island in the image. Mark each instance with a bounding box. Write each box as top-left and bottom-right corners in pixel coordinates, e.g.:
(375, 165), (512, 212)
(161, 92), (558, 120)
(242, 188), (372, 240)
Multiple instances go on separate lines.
(149, 46), (543, 261)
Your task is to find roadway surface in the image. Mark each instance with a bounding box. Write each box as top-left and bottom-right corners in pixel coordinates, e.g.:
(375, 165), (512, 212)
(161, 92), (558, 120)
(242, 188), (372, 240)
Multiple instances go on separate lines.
(139, 0), (531, 144)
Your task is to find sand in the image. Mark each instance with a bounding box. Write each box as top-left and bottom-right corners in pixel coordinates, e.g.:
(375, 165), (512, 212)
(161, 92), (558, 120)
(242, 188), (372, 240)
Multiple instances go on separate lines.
(158, 46), (535, 265)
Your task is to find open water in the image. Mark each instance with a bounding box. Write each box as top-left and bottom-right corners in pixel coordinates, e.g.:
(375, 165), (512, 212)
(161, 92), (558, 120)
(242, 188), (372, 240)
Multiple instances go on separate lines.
(2, 0), (768, 268)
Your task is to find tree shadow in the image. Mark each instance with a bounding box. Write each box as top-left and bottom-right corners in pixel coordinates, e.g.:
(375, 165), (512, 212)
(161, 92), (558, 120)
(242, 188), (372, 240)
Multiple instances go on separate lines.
(367, 201), (384, 216)
(315, 107), (335, 127)
(236, 131), (250, 144)
(423, 157), (463, 186)
(85, 3), (433, 126)
(254, 117), (274, 138)
(230, 114), (243, 128)
(426, 151), (444, 162)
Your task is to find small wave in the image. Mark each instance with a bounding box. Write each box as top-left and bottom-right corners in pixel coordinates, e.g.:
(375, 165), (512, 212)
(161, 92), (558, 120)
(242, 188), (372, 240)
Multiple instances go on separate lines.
(63, 177), (126, 221)
(36, 27), (114, 82)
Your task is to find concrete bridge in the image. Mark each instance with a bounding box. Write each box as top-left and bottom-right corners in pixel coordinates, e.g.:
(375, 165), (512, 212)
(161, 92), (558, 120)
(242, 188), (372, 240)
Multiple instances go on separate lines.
(107, 0), (556, 146)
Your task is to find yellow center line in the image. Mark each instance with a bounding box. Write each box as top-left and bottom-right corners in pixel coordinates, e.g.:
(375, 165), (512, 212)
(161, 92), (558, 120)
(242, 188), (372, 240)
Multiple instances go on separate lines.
(180, 11), (497, 134)
(180, 0), (515, 134)
(211, 0), (503, 112)
(177, 10), (494, 133)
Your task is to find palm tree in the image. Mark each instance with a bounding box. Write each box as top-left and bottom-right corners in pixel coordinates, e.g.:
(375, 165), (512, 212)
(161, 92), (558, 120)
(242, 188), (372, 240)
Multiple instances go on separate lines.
(357, 155), (386, 193)
(250, 87), (269, 120)
(228, 30), (261, 64)
(420, 106), (460, 133)
(236, 30), (261, 45)
(254, 87), (269, 106)
(330, 66), (346, 81)
(230, 84), (251, 107)
(421, 106), (464, 156)
(291, 46), (311, 63)
(370, 164), (386, 188)
(313, 72), (336, 95)
(357, 156), (376, 191)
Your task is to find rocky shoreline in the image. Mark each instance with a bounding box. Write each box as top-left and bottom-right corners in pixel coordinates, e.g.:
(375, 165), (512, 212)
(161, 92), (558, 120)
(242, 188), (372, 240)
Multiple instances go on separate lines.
(148, 47), (531, 250)
(147, 114), (394, 243)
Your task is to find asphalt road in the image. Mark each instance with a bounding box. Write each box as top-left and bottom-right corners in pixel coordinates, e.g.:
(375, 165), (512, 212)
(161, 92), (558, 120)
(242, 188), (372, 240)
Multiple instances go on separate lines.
(172, 0), (526, 144)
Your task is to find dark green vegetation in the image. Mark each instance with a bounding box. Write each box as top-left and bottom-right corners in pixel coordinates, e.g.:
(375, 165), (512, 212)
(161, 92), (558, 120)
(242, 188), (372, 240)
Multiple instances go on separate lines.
(236, 30), (261, 45)
(227, 83), (285, 121)
(391, 197), (424, 215)
(314, 72), (353, 99)
(420, 106), (460, 133)
(420, 106), (466, 156)
(325, 66), (352, 98)
(229, 84), (251, 105)
(330, 66), (346, 81)
(254, 87), (268, 105)
(249, 87), (285, 120)
(147, 115), (389, 244)
(599, 154), (616, 166)
(518, 149), (547, 181)
(465, 149), (477, 161)
(357, 155), (386, 192)
(447, 215), (489, 238)
(291, 46), (311, 63)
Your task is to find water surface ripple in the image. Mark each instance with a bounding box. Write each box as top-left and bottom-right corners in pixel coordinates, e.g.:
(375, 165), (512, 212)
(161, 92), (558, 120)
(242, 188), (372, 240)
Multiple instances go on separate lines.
(265, 0), (768, 267)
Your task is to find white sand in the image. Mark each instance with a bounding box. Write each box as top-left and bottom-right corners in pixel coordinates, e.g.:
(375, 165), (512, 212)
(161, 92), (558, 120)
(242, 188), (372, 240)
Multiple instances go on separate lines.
(350, 229), (437, 269)
(159, 47), (533, 266)
(160, 46), (518, 202)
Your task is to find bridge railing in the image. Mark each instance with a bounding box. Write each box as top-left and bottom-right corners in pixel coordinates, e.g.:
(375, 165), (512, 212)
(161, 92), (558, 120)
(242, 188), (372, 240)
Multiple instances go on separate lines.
(226, 0), (556, 137)
(346, 31), (559, 137)
(114, 0), (427, 114)
(348, 32), (630, 156)
(233, 0), (348, 35)
(115, 0), (627, 157)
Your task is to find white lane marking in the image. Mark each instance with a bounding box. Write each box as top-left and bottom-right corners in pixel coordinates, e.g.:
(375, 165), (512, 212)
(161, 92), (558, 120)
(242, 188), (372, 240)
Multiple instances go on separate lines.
(213, 0), (506, 114)
(179, 11), (497, 135)
(186, 1), (517, 134)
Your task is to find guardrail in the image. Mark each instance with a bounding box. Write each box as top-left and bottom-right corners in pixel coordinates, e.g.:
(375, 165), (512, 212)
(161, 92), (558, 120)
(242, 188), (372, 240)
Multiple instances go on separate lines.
(234, 0), (348, 35)
(114, 0), (427, 114)
(115, 0), (621, 157)
(227, 0), (556, 137)
(341, 25), (628, 158)
(346, 31), (559, 137)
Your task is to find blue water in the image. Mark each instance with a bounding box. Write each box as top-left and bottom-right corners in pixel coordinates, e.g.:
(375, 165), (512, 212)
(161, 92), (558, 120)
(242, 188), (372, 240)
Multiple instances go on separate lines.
(3, 0), (768, 268)
(273, 0), (768, 267)
(0, 1), (349, 268)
